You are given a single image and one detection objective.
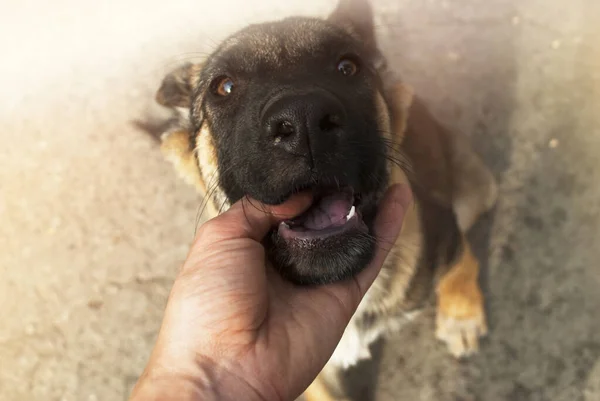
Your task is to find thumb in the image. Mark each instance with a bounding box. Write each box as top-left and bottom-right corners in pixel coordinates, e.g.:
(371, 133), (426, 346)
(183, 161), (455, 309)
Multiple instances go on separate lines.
(197, 193), (314, 243)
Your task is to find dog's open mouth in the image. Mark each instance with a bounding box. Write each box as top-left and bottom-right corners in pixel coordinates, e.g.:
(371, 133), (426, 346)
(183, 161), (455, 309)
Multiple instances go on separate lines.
(278, 188), (368, 240)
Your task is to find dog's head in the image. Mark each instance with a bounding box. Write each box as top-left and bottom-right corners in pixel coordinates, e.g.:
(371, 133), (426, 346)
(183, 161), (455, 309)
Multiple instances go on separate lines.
(155, 0), (411, 285)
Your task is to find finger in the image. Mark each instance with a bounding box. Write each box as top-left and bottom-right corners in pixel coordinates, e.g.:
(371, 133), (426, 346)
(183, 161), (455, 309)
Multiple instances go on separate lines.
(272, 184), (412, 380)
(286, 184), (412, 322)
(201, 192), (313, 242)
(354, 183), (413, 296)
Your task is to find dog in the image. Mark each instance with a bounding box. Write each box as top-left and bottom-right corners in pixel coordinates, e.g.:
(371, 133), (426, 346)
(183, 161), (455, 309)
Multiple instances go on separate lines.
(140, 0), (498, 399)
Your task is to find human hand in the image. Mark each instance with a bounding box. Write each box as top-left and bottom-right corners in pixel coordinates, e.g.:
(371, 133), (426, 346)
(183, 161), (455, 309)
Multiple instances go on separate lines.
(130, 184), (412, 401)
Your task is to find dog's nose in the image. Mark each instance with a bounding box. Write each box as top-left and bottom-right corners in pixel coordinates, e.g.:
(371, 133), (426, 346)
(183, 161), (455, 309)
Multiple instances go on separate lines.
(262, 92), (345, 159)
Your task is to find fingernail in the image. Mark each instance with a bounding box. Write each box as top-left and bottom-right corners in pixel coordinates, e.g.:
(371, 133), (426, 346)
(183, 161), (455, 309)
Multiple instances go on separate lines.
(270, 192), (313, 219)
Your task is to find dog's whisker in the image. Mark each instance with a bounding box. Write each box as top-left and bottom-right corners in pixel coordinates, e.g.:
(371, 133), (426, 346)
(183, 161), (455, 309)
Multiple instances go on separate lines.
(217, 197), (229, 215)
(194, 178), (220, 234)
(193, 161), (239, 234)
(139, 2), (493, 376)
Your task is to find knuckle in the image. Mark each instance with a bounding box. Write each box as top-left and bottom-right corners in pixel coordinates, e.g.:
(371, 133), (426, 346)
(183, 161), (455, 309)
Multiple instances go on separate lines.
(196, 220), (226, 242)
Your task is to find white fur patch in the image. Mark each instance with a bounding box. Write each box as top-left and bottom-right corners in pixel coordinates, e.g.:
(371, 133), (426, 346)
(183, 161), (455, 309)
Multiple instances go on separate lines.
(329, 309), (421, 369)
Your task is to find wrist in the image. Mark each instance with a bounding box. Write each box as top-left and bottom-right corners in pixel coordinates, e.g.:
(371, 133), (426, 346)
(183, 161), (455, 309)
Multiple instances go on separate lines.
(130, 356), (270, 401)
(130, 365), (217, 401)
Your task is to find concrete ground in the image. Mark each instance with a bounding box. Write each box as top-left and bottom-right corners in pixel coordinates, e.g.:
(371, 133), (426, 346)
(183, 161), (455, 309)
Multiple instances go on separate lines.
(1, 1), (599, 400)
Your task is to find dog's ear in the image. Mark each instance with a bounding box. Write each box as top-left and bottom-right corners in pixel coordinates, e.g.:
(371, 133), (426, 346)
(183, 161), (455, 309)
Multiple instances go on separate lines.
(328, 0), (379, 57)
(155, 63), (200, 108)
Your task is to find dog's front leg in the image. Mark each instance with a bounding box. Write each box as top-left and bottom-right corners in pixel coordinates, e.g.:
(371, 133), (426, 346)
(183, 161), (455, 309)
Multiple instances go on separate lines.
(435, 237), (488, 357)
(301, 320), (371, 401)
(303, 364), (350, 401)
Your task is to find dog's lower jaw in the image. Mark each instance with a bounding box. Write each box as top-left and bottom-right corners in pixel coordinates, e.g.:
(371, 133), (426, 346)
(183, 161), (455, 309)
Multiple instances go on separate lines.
(267, 230), (376, 285)
(266, 190), (382, 285)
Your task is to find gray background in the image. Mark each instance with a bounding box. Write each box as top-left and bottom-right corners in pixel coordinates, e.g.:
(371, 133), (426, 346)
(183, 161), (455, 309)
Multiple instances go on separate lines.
(1, 1), (599, 400)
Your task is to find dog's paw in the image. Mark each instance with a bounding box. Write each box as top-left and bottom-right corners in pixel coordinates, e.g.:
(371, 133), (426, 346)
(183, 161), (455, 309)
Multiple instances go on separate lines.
(435, 307), (487, 358)
(435, 239), (487, 358)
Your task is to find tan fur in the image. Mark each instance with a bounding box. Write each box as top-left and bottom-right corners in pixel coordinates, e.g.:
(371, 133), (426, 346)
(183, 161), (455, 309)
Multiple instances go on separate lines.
(436, 239), (487, 357)
(194, 123), (230, 215)
(304, 376), (345, 401)
(154, 68), (496, 401)
(390, 85), (492, 358)
(359, 84), (423, 316)
(300, 82), (493, 399)
(160, 130), (204, 191)
(159, 123), (230, 218)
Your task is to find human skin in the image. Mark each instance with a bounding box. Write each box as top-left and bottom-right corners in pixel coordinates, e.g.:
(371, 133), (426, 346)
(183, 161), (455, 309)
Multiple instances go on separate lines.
(130, 184), (412, 401)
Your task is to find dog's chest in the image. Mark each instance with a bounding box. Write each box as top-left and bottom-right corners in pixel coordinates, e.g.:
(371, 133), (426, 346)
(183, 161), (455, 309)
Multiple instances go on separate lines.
(329, 303), (421, 369)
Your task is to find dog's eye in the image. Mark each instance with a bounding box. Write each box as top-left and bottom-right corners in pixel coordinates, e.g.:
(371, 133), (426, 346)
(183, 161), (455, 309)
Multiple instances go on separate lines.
(337, 58), (359, 76)
(214, 76), (234, 96)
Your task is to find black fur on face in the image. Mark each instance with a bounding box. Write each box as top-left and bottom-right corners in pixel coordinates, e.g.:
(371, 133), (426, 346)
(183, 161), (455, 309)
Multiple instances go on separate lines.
(190, 2), (391, 285)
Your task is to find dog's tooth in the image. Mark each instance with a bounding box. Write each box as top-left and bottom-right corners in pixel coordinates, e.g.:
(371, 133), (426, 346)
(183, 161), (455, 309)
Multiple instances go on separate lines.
(280, 221), (290, 229)
(346, 205), (356, 220)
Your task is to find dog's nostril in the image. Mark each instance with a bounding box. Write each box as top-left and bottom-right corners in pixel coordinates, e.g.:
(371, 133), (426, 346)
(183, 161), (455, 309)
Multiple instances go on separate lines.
(276, 121), (295, 137)
(319, 113), (342, 132)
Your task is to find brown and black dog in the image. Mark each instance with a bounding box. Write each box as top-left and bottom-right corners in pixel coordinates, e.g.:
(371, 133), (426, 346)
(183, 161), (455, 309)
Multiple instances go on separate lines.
(141, 0), (497, 399)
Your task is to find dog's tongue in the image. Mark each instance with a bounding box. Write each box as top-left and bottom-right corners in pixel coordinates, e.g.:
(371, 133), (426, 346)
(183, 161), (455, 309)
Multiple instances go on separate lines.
(295, 192), (353, 230)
